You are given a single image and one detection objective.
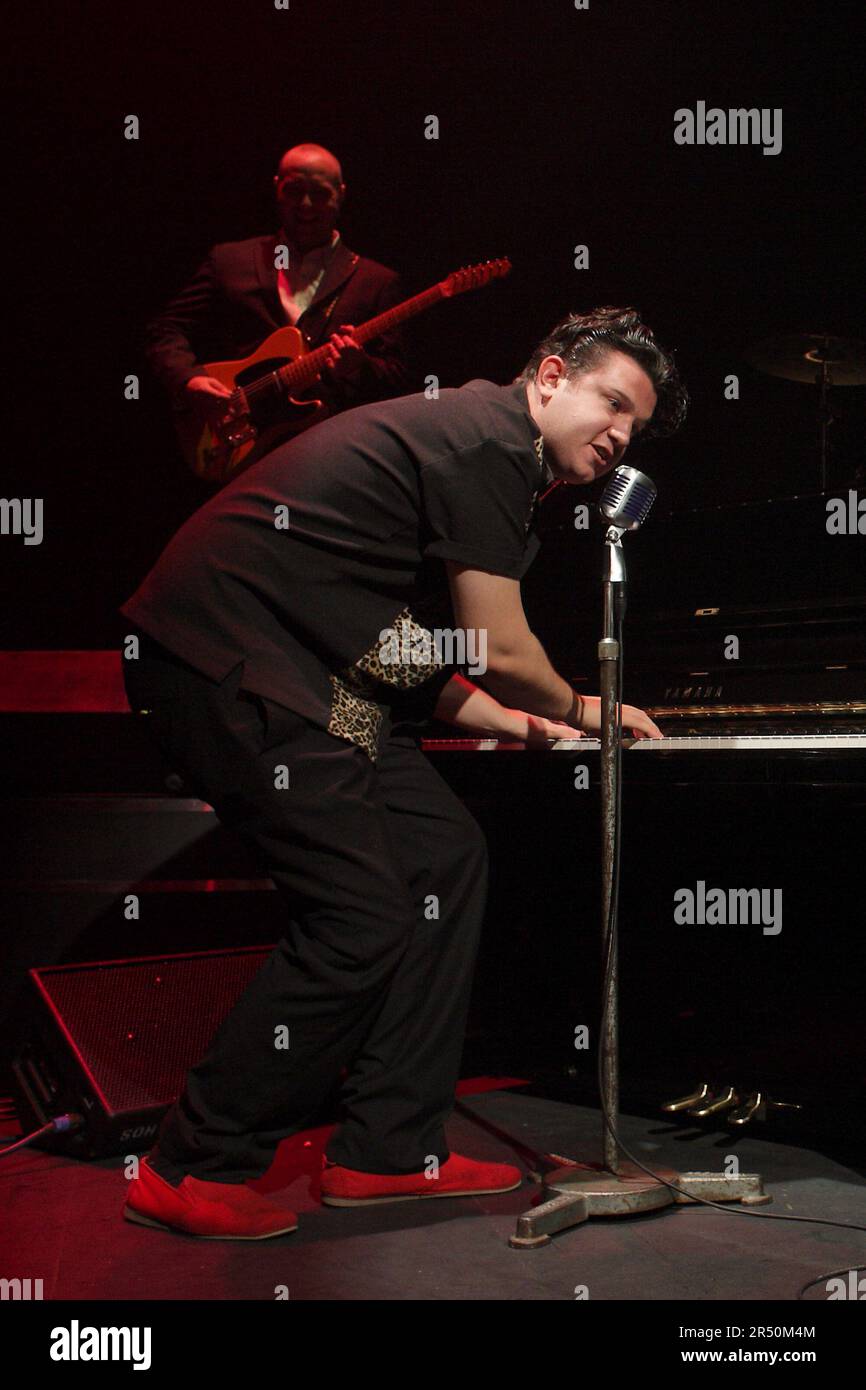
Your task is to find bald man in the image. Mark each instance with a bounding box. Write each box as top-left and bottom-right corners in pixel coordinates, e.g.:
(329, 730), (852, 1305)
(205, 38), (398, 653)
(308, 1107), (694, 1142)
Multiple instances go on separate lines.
(145, 142), (410, 458)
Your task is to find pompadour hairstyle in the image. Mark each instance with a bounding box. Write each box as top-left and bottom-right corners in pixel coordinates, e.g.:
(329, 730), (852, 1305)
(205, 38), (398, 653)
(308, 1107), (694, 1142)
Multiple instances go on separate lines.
(517, 306), (688, 440)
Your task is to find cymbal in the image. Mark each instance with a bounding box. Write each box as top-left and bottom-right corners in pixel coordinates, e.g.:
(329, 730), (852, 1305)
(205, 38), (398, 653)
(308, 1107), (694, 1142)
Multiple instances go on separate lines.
(744, 333), (866, 385)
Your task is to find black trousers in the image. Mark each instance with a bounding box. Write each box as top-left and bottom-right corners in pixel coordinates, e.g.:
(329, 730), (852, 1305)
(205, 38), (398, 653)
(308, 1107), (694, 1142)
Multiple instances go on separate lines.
(122, 635), (488, 1185)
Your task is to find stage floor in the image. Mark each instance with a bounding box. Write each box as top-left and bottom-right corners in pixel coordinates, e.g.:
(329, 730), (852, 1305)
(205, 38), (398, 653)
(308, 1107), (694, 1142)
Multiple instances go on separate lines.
(3, 1085), (865, 1302)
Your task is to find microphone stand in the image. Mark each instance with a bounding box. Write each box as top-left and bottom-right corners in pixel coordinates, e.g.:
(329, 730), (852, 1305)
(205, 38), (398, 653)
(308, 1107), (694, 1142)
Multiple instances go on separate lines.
(598, 523), (626, 1176)
(509, 517), (770, 1248)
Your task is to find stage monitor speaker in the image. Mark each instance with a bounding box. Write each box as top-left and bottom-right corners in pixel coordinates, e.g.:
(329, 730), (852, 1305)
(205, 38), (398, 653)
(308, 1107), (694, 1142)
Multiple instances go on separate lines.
(10, 944), (274, 1158)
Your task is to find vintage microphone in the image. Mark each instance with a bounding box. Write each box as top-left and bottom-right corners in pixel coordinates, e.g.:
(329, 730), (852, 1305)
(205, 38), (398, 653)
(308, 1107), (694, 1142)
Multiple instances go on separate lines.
(599, 463), (658, 532)
(598, 464), (657, 612)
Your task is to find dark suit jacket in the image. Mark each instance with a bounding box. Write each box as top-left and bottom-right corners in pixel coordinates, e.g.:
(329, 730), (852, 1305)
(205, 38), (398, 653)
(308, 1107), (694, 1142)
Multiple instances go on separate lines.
(144, 234), (411, 414)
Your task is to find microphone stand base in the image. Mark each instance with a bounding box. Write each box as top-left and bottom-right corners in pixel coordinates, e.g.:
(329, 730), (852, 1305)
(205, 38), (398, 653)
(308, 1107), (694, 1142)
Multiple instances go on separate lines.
(509, 1163), (770, 1248)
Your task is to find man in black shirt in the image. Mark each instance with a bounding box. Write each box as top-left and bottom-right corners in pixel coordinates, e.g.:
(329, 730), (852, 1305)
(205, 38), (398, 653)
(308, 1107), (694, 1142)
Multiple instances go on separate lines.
(120, 306), (687, 1239)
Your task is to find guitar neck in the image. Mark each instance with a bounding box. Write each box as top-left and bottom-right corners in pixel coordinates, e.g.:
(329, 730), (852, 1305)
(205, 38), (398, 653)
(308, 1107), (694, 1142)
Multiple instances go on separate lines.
(275, 283), (446, 393)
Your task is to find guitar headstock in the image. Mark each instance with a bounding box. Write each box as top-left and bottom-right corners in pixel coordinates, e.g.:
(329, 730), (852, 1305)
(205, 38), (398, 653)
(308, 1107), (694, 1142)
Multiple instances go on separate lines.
(439, 257), (512, 298)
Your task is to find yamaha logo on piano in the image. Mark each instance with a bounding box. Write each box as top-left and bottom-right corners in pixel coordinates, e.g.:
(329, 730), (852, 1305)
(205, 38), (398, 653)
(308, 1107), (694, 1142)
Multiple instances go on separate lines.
(664, 686), (723, 701)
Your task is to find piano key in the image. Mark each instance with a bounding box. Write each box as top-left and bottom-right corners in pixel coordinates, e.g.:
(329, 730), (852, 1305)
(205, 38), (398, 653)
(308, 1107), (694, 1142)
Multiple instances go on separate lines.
(422, 734), (866, 752)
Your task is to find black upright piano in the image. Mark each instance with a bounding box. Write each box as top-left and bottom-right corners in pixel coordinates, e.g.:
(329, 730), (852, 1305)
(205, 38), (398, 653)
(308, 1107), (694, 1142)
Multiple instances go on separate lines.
(422, 491), (866, 1149)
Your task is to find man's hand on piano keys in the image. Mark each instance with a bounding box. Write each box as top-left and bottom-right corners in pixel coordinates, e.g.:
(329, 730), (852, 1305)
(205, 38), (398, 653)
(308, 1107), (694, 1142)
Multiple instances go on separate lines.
(431, 675), (586, 744)
(571, 695), (664, 741)
(430, 675), (663, 744)
(524, 714), (586, 746)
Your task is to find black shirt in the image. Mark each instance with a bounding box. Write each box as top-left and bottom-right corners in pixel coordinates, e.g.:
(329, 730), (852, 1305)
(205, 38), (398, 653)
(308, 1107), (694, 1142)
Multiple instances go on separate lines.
(120, 378), (550, 741)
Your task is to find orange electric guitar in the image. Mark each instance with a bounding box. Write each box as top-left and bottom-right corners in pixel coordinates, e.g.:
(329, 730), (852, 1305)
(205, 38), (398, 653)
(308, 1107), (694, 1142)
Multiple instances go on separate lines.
(176, 257), (512, 483)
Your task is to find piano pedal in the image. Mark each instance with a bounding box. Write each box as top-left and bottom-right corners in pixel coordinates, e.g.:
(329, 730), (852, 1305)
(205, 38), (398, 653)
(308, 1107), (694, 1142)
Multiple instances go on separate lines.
(661, 1082), (712, 1113)
(663, 1085), (803, 1127)
(728, 1093), (803, 1126)
(688, 1085), (739, 1119)
(727, 1091), (766, 1125)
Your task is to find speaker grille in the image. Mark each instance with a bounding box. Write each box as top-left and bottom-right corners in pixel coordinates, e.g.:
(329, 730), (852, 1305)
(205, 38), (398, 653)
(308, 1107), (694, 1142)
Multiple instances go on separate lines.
(35, 948), (271, 1112)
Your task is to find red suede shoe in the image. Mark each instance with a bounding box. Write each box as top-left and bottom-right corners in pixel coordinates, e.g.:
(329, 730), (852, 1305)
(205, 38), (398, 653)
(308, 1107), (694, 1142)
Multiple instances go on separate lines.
(122, 1156), (298, 1239)
(320, 1151), (522, 1206)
